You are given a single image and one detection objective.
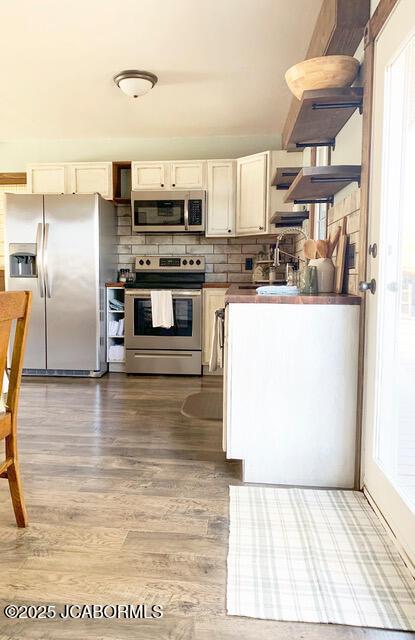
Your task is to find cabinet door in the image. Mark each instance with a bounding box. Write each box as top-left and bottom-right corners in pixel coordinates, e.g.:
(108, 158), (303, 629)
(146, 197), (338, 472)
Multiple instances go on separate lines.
(69, 162), (113, 199)
(170, 161), (205, 189)
(236, 152), (268, 235)
(131, 162), (167, 190)
(202, 288), (226, 364)
(26, 164), (67, 194)
(206, 161), (236, 237)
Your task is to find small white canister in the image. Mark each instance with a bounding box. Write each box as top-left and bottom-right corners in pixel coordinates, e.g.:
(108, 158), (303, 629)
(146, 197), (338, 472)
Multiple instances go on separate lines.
(308, 258), (335, 293)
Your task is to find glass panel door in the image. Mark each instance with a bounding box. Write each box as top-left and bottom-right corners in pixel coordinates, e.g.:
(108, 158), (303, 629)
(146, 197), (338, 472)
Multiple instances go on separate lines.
(363, 0), (415, 566)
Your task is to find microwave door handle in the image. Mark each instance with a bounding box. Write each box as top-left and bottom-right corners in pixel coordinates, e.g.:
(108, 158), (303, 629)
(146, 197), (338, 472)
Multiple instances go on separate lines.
(184, 194), (189, 231)
(36, 222), (45, 298)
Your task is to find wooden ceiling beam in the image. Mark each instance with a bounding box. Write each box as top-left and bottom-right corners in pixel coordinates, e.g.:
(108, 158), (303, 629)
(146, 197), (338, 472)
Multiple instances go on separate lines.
(0, 172), (27, 185)
(282, 0), (370, 151)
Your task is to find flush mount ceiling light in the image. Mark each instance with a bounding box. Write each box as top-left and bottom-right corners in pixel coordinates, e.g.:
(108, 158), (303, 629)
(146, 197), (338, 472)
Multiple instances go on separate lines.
(113, 70), (158, 98)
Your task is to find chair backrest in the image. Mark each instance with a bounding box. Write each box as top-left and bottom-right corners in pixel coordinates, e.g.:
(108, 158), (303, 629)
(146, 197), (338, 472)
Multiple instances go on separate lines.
(0, 291), (32, 417)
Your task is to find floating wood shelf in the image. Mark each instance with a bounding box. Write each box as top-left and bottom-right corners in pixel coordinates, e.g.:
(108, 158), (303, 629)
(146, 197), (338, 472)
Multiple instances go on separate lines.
(270, 210), (309, 224)
(283, 87), (364, 151)
(271, 167), (302, 189)
(284, 165), (361, 205)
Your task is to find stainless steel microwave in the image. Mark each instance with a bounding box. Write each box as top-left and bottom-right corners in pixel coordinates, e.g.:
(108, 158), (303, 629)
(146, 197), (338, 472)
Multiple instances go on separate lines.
(131, 190), (206, 233)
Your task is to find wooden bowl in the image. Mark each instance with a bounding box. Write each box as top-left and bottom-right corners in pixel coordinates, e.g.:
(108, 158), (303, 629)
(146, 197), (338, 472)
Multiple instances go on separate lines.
(285, 55), (360, 100)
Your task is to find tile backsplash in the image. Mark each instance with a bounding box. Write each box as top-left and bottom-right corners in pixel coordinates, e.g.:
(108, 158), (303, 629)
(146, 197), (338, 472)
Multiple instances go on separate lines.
(116, 205), (294, 283)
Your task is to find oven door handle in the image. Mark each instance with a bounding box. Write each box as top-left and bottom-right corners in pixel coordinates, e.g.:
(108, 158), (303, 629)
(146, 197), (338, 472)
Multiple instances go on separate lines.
(125, 289), (201, 297)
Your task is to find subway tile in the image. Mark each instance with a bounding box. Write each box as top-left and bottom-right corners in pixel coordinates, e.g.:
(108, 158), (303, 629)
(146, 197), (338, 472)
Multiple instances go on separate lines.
(205, 254), (227, 264)
(119, 235), (145, 245)
(347, 211), (360, 234)
(227, 254), (247, 264)
(186, 245), (214, 255)
(227, 273), (253, 283)
(117, 245), (131, 254)
(135, 245), (159, 255)
(205, 264), (214, 273)
(241, 244), (261, 253)
(215, 244), (242, 254)
(173, 234), (200, 244)
(146, 235), (173, 244)
(158, 245), (186, 255)
(213, 263), (242, 273)
(201, 236), (228, 244)
(205, 273), (227, 283)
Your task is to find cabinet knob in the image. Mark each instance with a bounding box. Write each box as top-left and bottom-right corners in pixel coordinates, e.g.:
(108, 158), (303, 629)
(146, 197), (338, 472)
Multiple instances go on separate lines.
(228, 229), (232, 233)
(172, 183), (176, 187)
(259, 226), (264, 231)
(161, 183), (164, 187)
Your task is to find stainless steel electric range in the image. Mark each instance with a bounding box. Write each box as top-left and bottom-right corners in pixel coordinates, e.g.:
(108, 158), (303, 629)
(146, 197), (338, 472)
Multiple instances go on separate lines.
(125, 255), (205, 375)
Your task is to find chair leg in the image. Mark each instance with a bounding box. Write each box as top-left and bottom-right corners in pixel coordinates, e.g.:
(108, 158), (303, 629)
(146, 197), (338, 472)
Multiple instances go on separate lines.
(7, 461), (28, 528)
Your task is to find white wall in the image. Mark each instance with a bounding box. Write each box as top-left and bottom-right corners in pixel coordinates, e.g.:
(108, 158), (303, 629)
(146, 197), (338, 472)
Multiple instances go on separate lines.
(0, 134), (280, 172)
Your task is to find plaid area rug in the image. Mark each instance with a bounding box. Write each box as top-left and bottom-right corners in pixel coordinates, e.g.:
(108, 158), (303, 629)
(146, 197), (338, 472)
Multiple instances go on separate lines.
(227, 486), (415, 630)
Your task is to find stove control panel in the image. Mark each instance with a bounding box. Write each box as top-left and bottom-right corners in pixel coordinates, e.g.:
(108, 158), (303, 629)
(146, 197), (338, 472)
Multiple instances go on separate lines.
(134, 255), (205, 272)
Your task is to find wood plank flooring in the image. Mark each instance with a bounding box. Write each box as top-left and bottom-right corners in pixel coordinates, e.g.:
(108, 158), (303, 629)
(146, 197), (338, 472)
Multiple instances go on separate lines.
(0, 374), (410, 639)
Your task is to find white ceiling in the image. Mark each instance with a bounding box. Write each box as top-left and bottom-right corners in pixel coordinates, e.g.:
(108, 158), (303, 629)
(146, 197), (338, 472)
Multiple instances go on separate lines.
(1, 0), (323, 139)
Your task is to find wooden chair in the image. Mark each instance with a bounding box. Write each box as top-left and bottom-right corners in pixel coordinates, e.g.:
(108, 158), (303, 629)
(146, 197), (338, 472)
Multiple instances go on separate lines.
(0, 291), (31, 527)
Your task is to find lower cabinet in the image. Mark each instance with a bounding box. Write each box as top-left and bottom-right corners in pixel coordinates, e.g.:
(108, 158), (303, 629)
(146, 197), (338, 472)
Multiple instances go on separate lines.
(202, 287), (227, 365)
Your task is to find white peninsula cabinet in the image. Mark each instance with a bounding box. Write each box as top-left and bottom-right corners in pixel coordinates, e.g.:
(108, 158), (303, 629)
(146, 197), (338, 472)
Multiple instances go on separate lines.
(224, 295), (360, 488)
(27, 162), (113, 199)
(131, 161), (205, 190)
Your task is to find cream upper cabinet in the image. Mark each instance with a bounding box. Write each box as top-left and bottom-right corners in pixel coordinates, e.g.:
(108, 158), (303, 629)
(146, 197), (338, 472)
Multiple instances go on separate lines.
(27, 162), (113, 199)
(68, 162), (113, 199)
(170, 161), (205, 189)
(27, 164), (67, 194)
(206, 160), (236, 237)
(131, 162), (167, 190)
(236, 152), (269, 235)
(202, 287), (226, 365)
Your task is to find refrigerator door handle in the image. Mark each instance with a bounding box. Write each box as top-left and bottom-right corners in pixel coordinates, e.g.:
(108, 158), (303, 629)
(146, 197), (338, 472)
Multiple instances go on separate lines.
(44, 222), (52, 298)
(36, 222), (45, 298)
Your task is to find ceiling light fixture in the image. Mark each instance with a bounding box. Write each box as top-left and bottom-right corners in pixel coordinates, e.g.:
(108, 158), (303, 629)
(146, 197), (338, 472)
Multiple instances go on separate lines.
(113, 70), (158, 98)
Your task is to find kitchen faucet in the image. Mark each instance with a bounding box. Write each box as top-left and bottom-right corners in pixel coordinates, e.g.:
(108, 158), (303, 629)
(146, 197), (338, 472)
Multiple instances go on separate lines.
(274, 227), (309, 266)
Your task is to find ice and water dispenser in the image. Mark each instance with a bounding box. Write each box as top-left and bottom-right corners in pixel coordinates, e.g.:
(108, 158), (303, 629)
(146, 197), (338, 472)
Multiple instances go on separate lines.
(9, 243), (38, 278)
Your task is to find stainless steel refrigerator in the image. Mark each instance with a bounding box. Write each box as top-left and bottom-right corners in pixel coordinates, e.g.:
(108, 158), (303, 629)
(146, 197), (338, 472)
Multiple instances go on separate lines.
(5, 193), (116, 376)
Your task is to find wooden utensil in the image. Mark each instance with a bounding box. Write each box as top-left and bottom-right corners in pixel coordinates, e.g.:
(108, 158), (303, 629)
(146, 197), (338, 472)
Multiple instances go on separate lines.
(335, 233), (347, 293)
(316, 239), (329, 258)
(328, 226), (342, 258)
(304, 239), (317, 260)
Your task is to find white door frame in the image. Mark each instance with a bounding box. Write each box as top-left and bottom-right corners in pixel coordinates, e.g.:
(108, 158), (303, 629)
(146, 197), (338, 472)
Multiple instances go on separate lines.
(360, 0), (415, 568)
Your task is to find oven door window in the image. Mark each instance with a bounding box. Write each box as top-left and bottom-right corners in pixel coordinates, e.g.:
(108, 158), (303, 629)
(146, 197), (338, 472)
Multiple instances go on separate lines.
(134, 298), (193, 336)
(134, 200), (185, 227)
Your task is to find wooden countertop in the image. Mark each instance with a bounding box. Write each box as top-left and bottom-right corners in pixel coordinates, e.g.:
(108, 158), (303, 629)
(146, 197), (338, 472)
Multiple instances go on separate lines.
(225, 284), (361, 305)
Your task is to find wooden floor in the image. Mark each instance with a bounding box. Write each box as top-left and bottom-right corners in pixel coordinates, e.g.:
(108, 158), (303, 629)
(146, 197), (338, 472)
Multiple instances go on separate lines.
(0, 374), (410, 639)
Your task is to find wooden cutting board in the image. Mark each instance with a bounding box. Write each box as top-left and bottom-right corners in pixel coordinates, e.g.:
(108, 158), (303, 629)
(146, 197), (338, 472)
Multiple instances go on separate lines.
(335, 233), (347, 294)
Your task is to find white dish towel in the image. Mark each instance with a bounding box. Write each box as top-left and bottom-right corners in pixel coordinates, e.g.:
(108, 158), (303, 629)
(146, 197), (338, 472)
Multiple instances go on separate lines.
(209, 310), (224, 372)
(151, 290), (174, 329)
